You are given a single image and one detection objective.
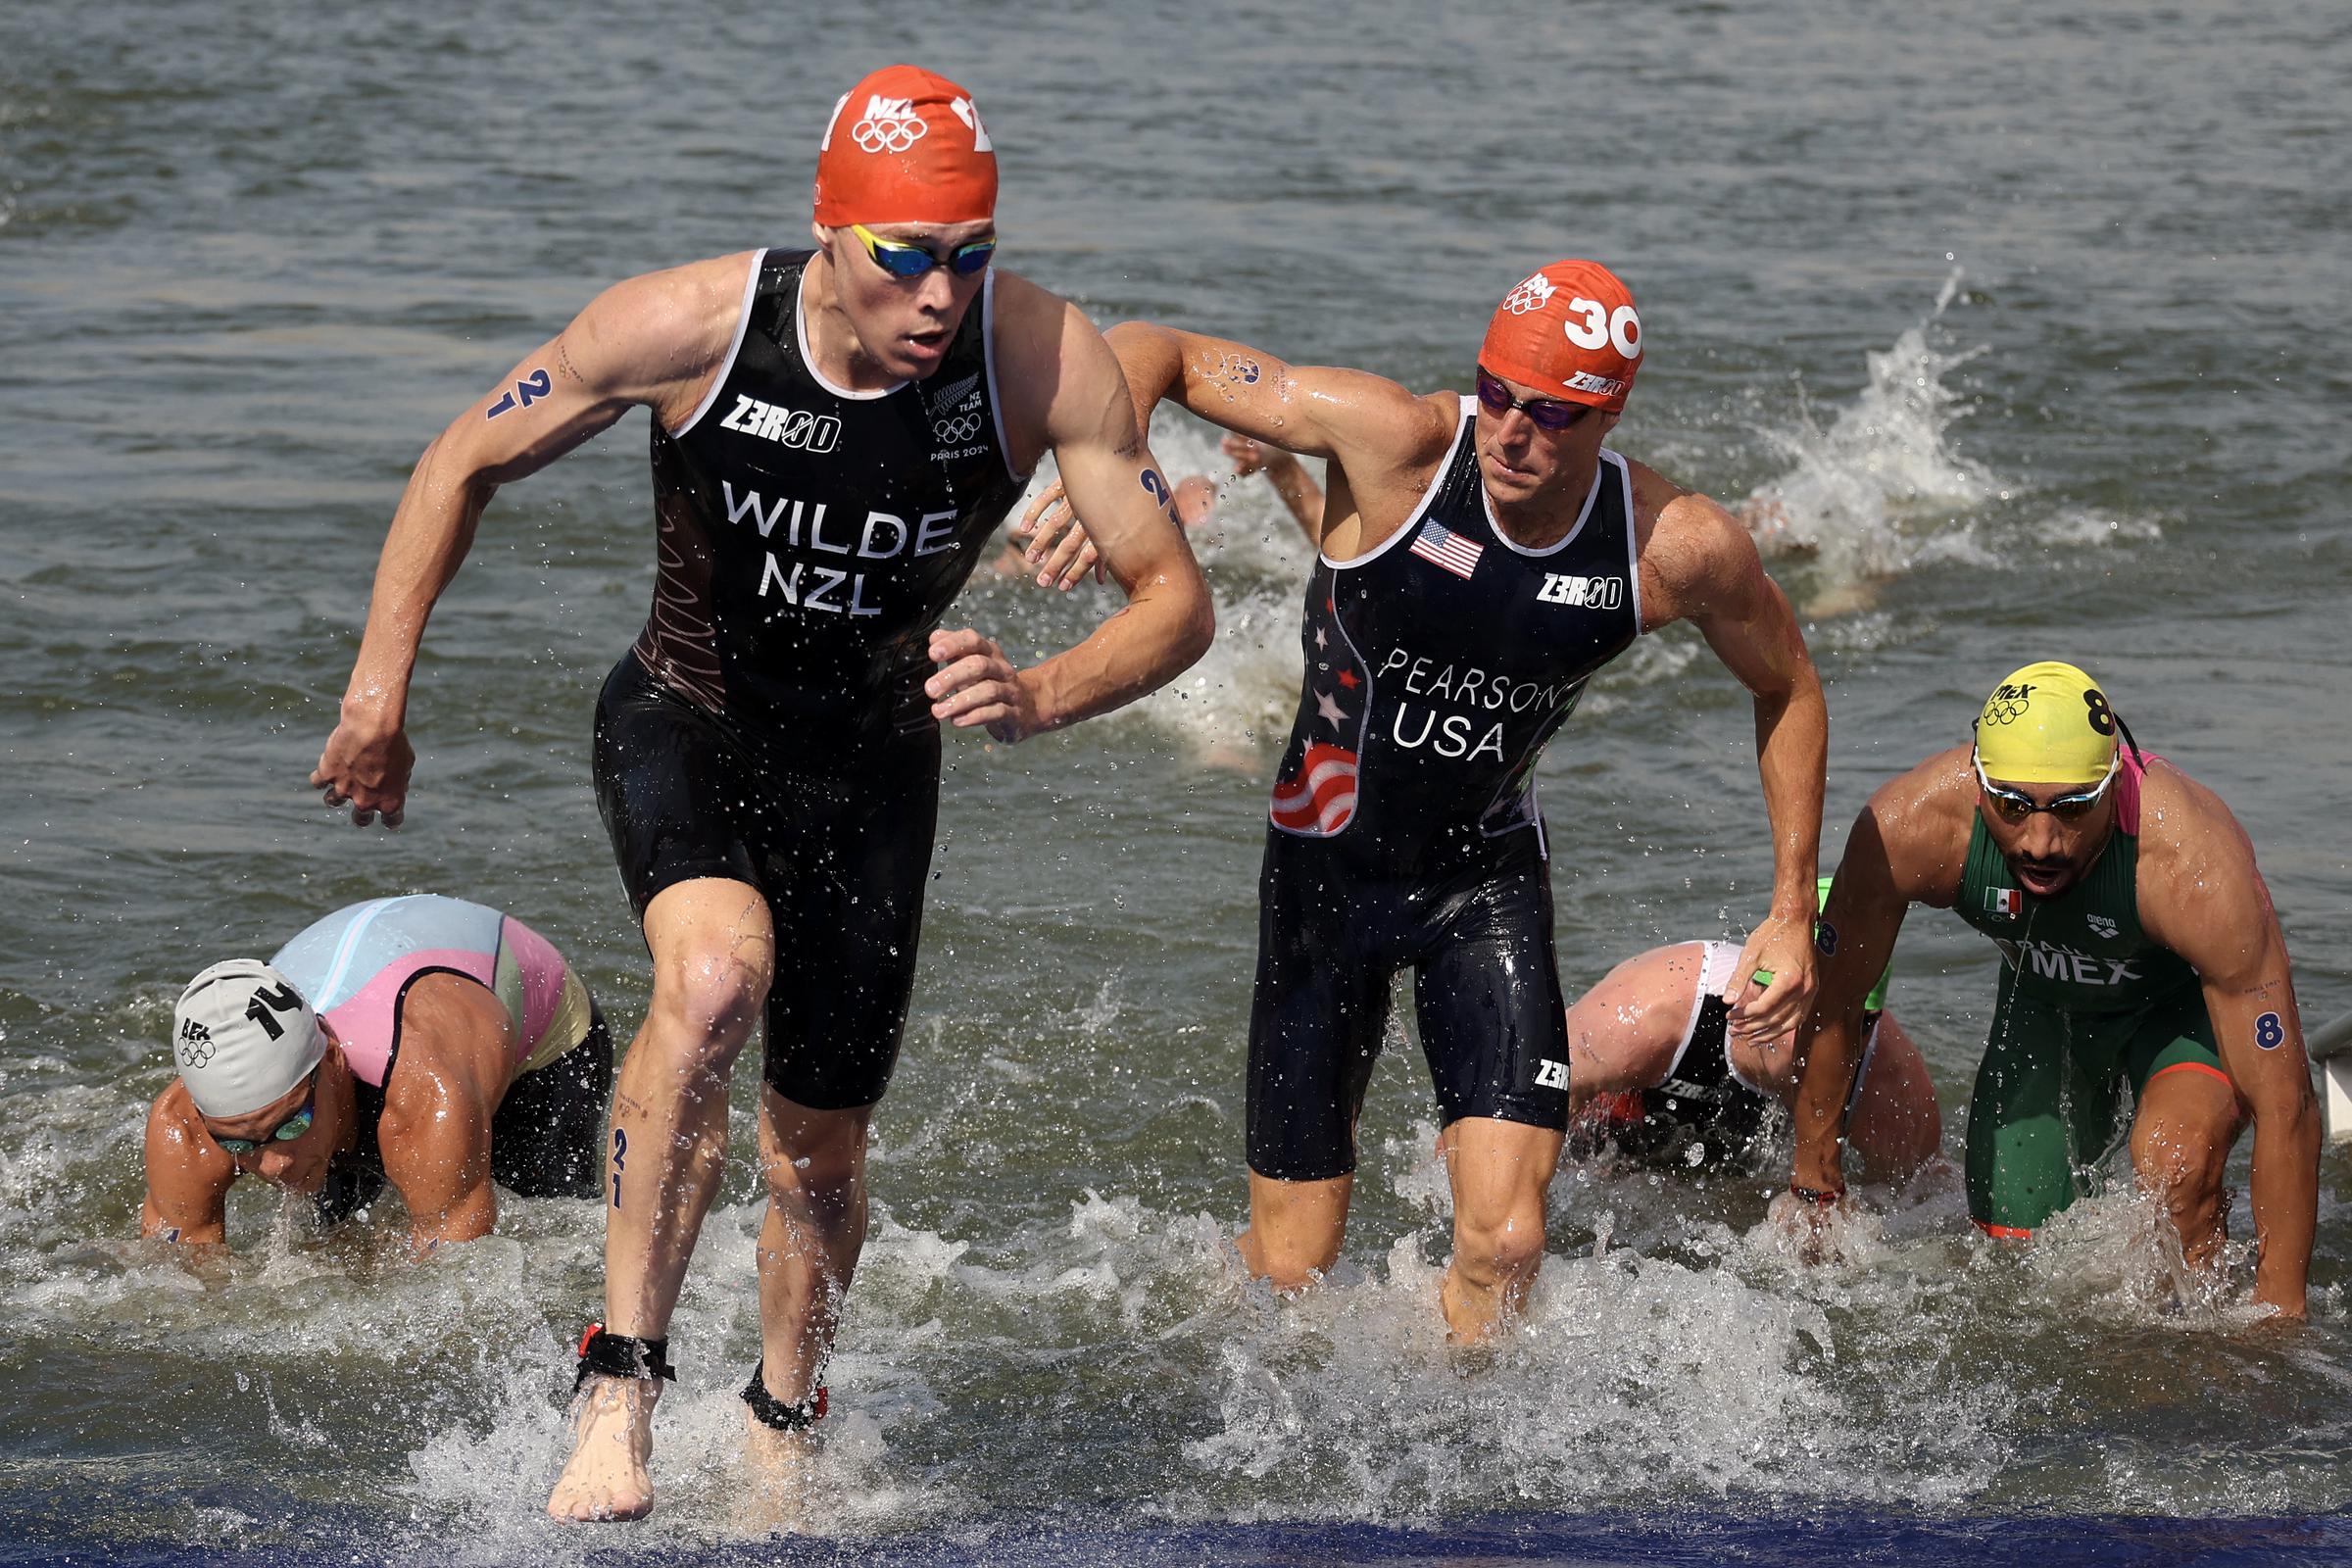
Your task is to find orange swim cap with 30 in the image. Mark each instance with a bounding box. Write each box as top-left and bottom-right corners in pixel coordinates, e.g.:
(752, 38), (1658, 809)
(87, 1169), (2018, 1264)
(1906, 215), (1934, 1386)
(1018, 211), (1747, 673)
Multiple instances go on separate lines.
(1479, 260), (1642, 412)
(812, 65), (998, 228)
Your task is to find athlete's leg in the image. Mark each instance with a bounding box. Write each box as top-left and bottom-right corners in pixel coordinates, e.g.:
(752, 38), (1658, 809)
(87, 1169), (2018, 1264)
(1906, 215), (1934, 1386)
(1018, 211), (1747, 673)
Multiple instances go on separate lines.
(750, 1090), (872, 1406)
(1439, 1116), (1564, 1341)
(1838, 1015), (1943, 1183)
(1965, 981), (2121, 1237)
(1414, 851), (1572, 1339)
(1239, 1171), (1353, 1289)
(1238, 834), (1391, 1291)
(2125, 1004), (2247, 1275)
(550, 877), (774, 1522)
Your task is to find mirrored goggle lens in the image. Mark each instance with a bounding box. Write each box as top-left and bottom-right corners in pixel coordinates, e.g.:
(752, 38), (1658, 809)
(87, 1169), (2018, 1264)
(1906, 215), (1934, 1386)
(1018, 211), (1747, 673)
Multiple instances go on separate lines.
(218, 1107), (313, 1155)
(2043, 790), (2106, 821)
(1475, 370), (1586, 429)
(870, 236), (996, 278)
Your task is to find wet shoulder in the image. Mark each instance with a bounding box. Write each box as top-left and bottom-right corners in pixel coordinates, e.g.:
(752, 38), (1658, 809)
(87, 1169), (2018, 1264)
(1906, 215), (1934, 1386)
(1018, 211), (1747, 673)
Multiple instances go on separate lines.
(1873, 745), (1980, 907)
(2129, 757), (2262, 925)
(1624, 460), (1756, 631)
(1335, 391), (1468, 559)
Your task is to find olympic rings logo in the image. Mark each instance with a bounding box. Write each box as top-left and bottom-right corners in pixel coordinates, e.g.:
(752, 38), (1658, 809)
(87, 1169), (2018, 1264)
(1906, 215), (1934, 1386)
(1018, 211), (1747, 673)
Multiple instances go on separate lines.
(1982, 697), (2030, 725)
(854, 113), (927, 154)
(1502, 273), (1556, 315)
(934, 414), (982, 443)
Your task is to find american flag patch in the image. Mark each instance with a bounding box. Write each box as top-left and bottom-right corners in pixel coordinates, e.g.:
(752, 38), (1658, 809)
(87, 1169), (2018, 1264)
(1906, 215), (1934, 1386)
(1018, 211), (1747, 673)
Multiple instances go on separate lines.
(1270, 741), (1359, 836)
(1409, 519), (1484, 579)
(1985, 887), (2021, 917)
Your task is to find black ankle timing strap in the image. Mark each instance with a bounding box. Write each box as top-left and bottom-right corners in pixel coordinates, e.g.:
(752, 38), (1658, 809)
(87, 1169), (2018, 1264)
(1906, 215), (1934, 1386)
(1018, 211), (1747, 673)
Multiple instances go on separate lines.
(573, 1324), (675, 1392)
(741, 1360), (827, 1432)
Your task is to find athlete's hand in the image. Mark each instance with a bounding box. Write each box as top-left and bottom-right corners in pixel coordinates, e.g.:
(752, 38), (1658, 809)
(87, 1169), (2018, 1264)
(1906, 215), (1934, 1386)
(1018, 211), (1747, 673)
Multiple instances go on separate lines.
(927, 628), (1046, 743)
(1726, 909), (1818, 1045)
(1009, 479), (1103, 591)
(1766, 1186), (1857, 1265)
(1221, 432), (1297, 482)
(310, 710), (415, 829)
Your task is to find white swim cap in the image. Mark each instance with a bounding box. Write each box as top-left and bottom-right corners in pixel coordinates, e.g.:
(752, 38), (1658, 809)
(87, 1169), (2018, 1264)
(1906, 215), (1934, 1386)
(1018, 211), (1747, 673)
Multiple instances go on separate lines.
(172, 959), (327, 1118)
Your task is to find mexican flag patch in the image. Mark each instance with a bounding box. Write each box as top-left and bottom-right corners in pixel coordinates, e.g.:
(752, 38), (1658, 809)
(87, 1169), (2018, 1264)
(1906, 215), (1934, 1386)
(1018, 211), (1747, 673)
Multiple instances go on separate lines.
(1985, 887), (2022, 917)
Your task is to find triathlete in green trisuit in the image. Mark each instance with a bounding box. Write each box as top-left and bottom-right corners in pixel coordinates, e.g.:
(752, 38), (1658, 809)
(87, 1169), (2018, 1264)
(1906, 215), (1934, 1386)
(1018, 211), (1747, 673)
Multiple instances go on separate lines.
(1781, 662), (2318, 1318)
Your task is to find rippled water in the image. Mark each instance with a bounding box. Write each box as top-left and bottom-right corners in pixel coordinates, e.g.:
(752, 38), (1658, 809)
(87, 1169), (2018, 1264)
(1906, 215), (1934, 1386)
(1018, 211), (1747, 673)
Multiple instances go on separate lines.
(4, 1), (2351, 1563)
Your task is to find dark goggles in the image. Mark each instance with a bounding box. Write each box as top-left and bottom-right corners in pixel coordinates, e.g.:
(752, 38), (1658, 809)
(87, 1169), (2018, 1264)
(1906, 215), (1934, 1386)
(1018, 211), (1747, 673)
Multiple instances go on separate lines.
(1475, 366), (1596, 432)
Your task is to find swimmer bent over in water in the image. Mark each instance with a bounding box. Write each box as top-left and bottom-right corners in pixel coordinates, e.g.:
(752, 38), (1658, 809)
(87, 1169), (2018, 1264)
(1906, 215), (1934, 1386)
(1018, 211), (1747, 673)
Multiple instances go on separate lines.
(1782, 662), (2318, 1318)
(1565, 880), (1940, 1181)
(142, 894), (611, 1252)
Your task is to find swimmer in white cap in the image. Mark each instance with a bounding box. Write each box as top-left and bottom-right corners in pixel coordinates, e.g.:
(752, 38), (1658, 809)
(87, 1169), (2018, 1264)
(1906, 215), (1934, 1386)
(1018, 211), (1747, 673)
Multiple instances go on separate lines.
(142, 895), (611, 1252)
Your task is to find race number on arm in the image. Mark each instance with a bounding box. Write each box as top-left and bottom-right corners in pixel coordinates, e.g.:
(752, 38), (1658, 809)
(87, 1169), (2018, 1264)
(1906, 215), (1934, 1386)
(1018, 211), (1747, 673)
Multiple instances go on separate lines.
(924, 279), (1214, 742)
(312, 256), (749, 828)
(2134, 764), (2319, 1318)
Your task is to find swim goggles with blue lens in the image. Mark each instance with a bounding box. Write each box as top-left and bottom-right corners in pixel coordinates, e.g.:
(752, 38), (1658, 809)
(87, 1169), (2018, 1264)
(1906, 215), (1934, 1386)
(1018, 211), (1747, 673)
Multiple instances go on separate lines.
(214, 1074), (318, 1155)
(849, 222), (997, 279)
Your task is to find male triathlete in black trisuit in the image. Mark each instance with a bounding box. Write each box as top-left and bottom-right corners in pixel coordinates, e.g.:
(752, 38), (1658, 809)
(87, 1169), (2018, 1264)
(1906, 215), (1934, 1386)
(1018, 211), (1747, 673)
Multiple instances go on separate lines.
(309, 65), (1212, 1520)
(1027, 261), (1829, 1339)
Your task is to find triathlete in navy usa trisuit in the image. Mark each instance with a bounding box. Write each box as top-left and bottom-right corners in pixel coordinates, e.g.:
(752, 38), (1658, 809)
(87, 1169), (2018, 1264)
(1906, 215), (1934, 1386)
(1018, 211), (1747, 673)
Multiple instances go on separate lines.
(1251, 412), (1641, 1181)
(1100, 261), (1829, 1341)
(313, 64), (1212, 1522)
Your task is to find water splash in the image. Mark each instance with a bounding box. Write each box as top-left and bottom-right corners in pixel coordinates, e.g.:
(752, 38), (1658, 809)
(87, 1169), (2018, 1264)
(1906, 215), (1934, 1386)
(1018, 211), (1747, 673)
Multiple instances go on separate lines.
(1740, 270), (1999, 585)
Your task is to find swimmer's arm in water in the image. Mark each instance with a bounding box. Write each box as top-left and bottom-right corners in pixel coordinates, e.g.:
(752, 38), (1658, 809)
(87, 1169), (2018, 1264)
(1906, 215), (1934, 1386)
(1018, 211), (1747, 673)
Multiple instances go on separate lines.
(2135, 768), (2317, 1319)
(375, 975), (514, 1253)
(140, 1083), (233, 1246)
(1785, 752), (1972, 1200)
(314, 255), (747, 829)
(1631, 470), (1828, 1044)
(927, 279), (1213, 741)
(1099, 321), (1452, 555)
(376, 1064), (500, 1254)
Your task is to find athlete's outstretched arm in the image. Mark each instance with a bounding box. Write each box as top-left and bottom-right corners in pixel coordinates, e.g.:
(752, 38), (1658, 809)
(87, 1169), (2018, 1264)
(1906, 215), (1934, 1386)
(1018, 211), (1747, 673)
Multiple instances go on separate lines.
(2138, 777), (2318, 1319)
(140, 1088), (234, 1246)
(1100, 322), (1450, 552)
(1785, 751), (1970, 1200)
(311, 259), (744, 828)
(1634, 478), (1829, 1043)
(926, 284), (1214, 740)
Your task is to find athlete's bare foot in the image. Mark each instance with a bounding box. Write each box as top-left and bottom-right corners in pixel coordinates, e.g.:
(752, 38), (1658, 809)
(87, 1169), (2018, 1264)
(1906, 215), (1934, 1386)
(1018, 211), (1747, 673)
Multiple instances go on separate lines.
(547, 1375), (660, 1522)
(734, 1407), (822, 1535)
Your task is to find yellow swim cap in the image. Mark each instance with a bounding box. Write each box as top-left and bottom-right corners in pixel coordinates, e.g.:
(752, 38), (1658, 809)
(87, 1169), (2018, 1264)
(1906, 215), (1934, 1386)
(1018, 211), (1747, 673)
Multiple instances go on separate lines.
(1973, 661), (2119, 784)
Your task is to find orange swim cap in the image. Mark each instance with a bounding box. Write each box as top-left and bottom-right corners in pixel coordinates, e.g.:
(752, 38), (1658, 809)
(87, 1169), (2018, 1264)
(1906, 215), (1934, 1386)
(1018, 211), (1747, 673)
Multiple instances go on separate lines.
(812, 65), (998, 227)
(1478, 260), (1642, 412)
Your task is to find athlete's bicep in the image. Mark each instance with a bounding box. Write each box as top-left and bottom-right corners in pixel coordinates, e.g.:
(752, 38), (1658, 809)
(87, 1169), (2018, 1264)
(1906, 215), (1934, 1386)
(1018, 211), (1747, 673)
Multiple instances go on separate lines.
(427, 262), (737, 489)
(2151, 824), (2308, 1102)
(1045, 327), (1207, 594)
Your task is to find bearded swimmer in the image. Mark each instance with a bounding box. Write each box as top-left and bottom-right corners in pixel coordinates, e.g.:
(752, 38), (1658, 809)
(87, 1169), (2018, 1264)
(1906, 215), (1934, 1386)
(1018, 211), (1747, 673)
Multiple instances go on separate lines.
(306, 65), (1213, 1520)
(1564, 879), (1940, 1180)
(143, 895), (611, 1250)
(1021, 262), (1828, 1339)
(1780, 662), (2318, 1318)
